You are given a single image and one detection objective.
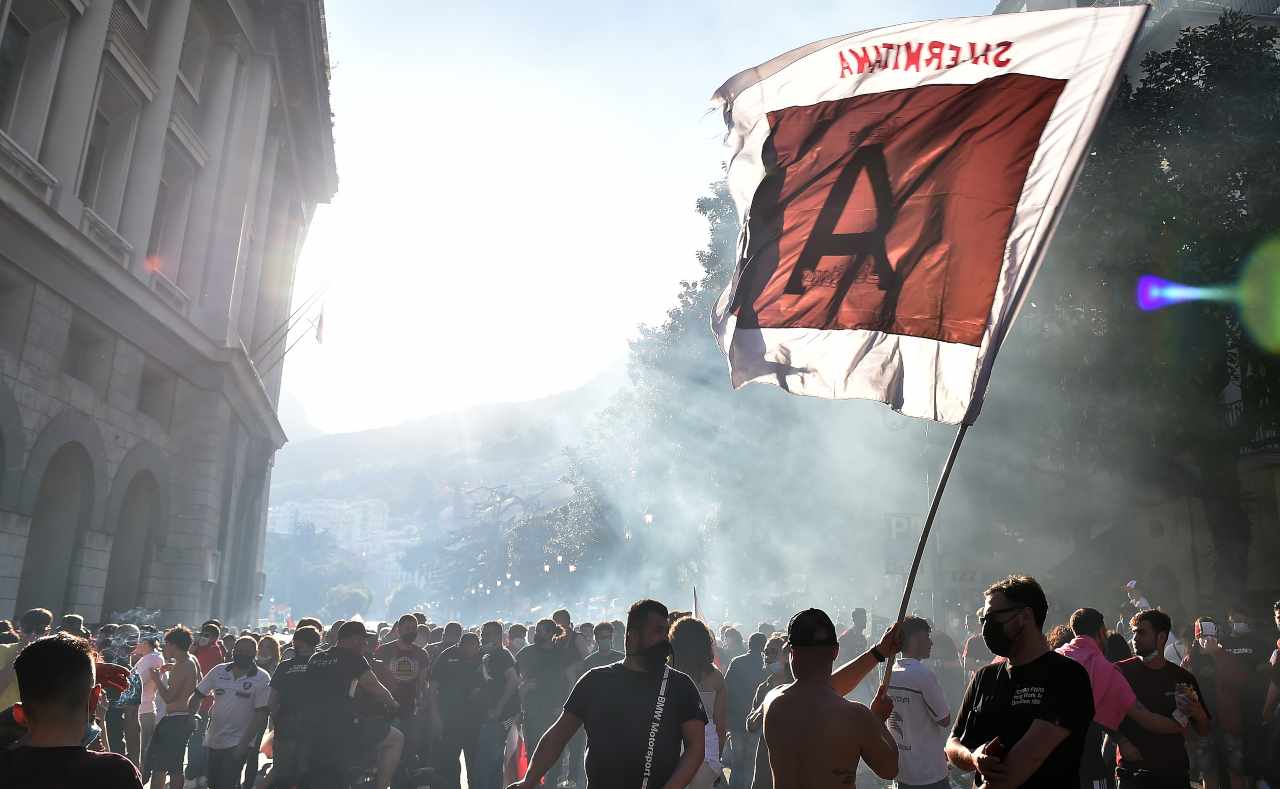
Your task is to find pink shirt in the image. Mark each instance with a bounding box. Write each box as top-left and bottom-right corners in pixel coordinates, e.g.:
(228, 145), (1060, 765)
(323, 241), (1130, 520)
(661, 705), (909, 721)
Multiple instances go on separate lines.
(1056, 636), (1135, 730)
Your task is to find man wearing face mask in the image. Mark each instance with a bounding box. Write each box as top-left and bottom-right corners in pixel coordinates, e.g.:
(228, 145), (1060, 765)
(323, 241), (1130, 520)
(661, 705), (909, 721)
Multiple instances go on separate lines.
(374, 613), (431, 766)
(509, 599), (708, 789)
(130, 633), (165, 773)
(185, 636), (270, 789)
(1183, 617), (1248, 789)
(306, 620), (402, 789)
(517, 618), (575, 781)
(726, 632), (769, 789)
(268, 625), (320, 787)
(188, 620), (226, 785)
(0, 633), (143, 788)
(433, 631), (485, 789)
(1114, 610), (1209, 789)
(745, 635), (789, 789)
(946, 575), (1094, 789)
(477, 620), (520, 789)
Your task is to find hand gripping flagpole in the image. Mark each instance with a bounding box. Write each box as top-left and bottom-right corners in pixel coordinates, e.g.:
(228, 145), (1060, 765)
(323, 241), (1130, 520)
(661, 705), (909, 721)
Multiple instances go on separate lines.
(879, 420), (970, 690)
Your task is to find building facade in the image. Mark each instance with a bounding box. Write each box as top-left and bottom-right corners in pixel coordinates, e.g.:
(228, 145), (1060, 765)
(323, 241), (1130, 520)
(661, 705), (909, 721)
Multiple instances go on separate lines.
(0, 0), (335, 626)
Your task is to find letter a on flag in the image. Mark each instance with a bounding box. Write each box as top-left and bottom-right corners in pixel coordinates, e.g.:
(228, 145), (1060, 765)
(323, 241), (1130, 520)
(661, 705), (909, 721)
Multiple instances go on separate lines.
(711, 8), (1145, 424)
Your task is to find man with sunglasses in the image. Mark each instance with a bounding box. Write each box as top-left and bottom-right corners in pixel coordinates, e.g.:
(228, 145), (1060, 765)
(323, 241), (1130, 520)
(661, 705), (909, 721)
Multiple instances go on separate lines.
(947, 576), (1094, 789)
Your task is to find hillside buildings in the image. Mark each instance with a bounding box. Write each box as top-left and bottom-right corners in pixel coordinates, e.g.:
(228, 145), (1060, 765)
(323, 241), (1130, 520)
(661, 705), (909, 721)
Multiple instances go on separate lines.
(0, 0), (336, 626)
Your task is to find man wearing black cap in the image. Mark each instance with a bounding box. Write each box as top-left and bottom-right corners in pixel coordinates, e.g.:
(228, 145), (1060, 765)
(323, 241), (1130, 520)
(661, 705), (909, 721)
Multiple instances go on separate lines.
(306, 620), (403, 789)
(762, 608), (901, 788)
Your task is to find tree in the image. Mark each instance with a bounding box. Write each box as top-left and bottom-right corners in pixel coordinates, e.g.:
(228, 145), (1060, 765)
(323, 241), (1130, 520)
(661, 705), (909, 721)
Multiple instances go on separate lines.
(994, 11), (1280, 605)
(322, 584), (373, 621)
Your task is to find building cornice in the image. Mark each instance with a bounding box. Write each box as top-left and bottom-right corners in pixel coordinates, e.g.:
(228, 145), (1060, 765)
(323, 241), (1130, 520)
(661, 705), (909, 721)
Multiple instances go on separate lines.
(0, 173), (288, 450)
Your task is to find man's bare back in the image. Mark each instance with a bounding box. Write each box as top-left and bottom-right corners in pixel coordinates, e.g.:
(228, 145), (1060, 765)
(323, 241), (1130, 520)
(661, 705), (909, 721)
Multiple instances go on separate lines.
(763, 680), (898, 789)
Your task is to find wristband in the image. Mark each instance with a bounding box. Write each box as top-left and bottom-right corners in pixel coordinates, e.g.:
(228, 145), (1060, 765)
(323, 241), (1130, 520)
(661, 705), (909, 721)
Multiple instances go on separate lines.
(870, 647), (886, 663)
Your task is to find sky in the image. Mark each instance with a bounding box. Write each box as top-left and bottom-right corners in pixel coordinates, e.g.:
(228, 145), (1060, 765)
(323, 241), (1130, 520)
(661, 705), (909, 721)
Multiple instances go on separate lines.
(282, 0), (995, 434)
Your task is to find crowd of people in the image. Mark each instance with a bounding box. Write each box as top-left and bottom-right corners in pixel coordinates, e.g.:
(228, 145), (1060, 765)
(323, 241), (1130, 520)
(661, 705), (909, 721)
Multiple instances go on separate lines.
(0, 577), (1276, 789)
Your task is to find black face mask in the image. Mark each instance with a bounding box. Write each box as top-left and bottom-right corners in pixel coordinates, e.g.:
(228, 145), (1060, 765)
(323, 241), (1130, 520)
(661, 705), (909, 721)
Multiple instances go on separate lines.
(982, 616), (1018, 658)
(635, 640), (672, 672)
(399, 632), (416, 644)
(233, 653), (256, 669)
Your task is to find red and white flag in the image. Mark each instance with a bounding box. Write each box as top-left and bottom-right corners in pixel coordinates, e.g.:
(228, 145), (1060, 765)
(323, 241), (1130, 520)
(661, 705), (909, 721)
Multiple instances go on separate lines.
(712, 8), (1145, 423)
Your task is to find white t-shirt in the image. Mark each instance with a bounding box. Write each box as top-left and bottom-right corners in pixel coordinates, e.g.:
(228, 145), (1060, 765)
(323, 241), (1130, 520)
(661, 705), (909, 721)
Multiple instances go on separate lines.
(887, 657), (950, 786)
(134, 652), (165, 716)
(196, 662), (271, 750)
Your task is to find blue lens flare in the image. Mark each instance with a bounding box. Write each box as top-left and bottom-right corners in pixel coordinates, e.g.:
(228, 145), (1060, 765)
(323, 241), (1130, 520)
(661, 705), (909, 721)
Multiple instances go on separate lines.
(1136, 275), (1208, 311)
(1136, 276), (1237, 311)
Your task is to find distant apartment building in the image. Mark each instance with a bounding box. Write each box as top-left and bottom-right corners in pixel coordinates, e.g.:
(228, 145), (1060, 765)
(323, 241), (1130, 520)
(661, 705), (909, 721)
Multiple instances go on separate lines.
(0, 0), (336, 626)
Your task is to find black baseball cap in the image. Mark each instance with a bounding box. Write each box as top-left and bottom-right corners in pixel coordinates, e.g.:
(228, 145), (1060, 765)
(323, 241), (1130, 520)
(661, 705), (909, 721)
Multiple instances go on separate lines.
(786, 608), (839, 647)
(337, 620), (375, 640)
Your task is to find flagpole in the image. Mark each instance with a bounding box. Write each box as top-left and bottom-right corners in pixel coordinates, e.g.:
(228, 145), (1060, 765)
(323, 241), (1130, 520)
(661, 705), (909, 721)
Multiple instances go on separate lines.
(879, 421), (970, 689)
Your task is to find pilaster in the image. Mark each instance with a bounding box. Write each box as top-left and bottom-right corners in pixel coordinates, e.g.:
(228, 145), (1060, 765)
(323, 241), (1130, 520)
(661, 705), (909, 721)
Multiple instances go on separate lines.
(117, 0), (192, 276)
(40, 0), (116, 223)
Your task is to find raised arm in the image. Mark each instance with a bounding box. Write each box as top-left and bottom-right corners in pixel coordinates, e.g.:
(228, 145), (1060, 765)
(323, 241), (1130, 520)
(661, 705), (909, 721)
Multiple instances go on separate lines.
(831, 625), (900, 697)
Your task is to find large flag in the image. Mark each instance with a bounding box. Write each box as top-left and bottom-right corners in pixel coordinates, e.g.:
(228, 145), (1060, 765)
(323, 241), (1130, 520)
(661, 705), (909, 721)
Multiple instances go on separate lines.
(711, 8), (1145, 424)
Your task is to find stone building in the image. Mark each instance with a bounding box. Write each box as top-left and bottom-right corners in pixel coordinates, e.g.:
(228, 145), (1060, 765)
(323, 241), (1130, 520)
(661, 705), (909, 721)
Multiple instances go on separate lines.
(0, 0), (335, 626)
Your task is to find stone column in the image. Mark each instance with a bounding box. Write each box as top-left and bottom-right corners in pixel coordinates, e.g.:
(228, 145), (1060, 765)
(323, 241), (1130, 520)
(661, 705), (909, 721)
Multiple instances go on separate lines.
(176, 40), (239, 299)
(231, 132), (280, 348)
(193, 55), (272, 343)
(117, 0), (192, 276)
(40, 0), (116, 223)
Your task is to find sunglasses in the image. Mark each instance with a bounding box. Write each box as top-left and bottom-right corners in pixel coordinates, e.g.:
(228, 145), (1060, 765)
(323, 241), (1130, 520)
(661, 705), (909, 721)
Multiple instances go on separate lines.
(978, 606), (1025, 625)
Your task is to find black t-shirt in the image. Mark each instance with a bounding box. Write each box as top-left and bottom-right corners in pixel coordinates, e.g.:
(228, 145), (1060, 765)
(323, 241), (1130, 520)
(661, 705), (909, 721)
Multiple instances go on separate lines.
(270, 654), (311, 739)
(517, 643), (573, 721)
(0, 745), (142, 789)
(434, 644), (483, 728)
(482, 646), (520, 720)
(582, 648), (623, 672)
(564, 664), (708, 789)
(305, 646), (371, 743)
(952, 651), (1095, 789)
(1116, 657), (1206, 773)
(1223, 629), (1273, 723)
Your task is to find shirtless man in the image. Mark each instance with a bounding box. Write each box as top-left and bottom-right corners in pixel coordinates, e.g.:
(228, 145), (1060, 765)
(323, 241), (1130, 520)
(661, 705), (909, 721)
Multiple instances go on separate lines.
(148, 625), (202, 789)
(763, 609), (900, 789)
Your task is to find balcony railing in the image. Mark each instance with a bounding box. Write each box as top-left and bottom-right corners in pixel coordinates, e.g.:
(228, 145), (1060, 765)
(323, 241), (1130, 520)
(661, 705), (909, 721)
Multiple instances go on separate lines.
(109, 2), (148, 61)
